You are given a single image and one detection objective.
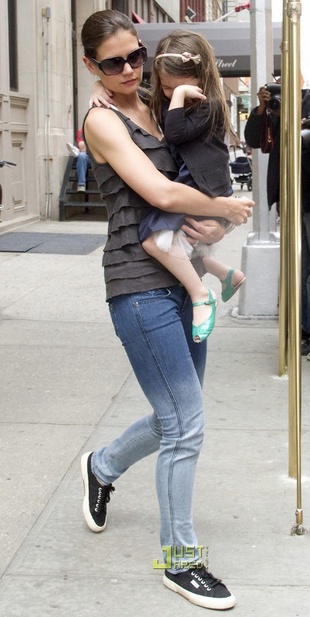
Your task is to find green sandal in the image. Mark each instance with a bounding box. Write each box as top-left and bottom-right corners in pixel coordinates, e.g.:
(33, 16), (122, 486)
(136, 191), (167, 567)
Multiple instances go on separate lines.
(192, 290), (217, 343)
(221, 268), (246, 303)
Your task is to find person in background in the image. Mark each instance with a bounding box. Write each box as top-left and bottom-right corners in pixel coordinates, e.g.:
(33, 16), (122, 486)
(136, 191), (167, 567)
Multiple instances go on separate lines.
(67, 128), (91, 192)
(245, 83), (310, 355)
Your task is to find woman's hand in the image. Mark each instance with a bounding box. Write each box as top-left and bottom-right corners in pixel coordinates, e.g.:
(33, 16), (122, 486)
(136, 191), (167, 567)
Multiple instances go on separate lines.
(223, 196), (254, 225)
(181, 219), (226, 246)
(89, 80), (114, 108)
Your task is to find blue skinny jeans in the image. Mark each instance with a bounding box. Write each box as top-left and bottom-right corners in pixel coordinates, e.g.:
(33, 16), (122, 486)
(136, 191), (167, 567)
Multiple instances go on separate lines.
(76, 151), (90, 186)
(91, 285), (207, 570)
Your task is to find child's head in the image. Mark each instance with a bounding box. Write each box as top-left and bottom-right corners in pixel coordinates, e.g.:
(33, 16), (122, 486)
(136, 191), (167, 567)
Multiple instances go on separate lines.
(153, 30), (215, 92)
(150, 30), (230, 135)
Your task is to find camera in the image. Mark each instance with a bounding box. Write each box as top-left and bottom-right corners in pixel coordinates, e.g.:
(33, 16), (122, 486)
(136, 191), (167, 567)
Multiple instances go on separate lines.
(265, 83), (281, 111)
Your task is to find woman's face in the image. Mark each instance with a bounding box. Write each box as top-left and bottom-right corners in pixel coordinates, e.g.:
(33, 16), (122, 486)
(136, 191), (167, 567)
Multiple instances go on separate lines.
(158, 70), (199, 99)
(86, 30), (143, 94)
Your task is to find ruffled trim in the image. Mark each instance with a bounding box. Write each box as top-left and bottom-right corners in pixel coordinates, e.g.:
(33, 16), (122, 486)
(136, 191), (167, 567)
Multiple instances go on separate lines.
(84, 107), (179, 299)
(103, 237), (145, 261)
(91, 110), (177, 197)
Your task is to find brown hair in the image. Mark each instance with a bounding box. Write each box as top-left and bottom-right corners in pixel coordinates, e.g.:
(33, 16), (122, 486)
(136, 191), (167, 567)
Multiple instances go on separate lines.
(81, 9), (138, 61)
(150, 30), (230, 139)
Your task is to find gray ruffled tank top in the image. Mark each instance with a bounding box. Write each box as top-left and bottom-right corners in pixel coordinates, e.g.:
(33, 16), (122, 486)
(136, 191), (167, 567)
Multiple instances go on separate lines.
(83, 106), (179, 301)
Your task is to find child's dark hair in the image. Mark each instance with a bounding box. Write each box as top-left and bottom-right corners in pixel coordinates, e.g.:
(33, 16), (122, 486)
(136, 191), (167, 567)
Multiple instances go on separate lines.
(81, 9), (138, 60)
(150, 30), (230, 139)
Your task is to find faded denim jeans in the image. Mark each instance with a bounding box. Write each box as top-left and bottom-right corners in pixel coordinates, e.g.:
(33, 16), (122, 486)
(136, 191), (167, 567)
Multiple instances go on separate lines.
(92, 285), (207, 570)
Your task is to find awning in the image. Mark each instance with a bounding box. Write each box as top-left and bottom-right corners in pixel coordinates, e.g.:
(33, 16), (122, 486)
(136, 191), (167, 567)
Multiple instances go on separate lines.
(136, 21), (282, 77)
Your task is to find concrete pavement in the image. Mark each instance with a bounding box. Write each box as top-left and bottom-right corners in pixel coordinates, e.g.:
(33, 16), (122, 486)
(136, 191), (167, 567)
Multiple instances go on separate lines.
(1, 206), (310, 616)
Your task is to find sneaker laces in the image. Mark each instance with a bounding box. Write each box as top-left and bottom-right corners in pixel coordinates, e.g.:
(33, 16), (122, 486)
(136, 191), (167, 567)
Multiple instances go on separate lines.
(95, 484), (115, 514)
(191, 566), (223, 589)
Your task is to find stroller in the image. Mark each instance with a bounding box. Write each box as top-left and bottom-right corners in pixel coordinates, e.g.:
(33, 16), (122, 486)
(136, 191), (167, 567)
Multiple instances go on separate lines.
(229, 145), (252, 191)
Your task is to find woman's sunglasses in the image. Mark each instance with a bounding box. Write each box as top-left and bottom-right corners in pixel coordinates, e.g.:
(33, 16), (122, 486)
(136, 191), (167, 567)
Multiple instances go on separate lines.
(92, 46), (147, 76)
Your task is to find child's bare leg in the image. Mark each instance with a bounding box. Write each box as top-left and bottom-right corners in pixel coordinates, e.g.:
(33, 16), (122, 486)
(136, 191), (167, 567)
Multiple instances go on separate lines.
(142, 235), (216, 326)
(201, 255), (245, 302)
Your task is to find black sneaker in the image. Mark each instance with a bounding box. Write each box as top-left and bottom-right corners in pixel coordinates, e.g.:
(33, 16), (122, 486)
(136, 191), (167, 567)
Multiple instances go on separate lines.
(81, 452), (115, 533)
(163, 565), (236, 610)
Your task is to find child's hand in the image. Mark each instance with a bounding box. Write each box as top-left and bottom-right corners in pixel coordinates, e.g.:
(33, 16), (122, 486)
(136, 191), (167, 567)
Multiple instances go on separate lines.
(89, 80), (114, 108)
(168, 85), (206, 111)
(173, 85), (206, 102)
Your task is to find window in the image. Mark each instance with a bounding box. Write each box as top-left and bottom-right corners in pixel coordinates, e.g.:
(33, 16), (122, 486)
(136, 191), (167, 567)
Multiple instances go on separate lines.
(132, 0), (146, 21)
(8, 0), (18, 91)
(112, 1), (129, 13)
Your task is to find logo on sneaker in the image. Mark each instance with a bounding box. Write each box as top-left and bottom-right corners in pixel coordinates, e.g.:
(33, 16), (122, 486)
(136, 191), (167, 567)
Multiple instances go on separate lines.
(95, 487), (103, 513)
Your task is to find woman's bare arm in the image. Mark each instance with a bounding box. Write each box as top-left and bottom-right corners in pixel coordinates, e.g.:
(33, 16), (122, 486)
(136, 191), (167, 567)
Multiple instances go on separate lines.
(84, 107), (254, 225)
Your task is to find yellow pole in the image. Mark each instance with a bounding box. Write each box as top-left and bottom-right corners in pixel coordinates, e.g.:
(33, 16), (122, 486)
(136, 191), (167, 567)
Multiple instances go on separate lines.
(278, 2), (289, 376)
(286, 0), (305, 534)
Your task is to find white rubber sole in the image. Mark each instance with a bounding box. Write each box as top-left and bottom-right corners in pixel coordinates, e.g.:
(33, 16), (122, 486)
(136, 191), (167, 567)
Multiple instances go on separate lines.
(81, 451), (107, 533)
(163, 574), (237, 610)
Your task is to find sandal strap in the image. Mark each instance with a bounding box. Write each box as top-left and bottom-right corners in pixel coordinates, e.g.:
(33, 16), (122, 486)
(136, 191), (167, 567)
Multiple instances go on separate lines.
(222, 267), (234, 287)
(192, 299), (216, 307)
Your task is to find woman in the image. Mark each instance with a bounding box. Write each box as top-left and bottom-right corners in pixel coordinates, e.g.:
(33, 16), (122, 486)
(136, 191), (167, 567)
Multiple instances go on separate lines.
(80, 9), (253, 610)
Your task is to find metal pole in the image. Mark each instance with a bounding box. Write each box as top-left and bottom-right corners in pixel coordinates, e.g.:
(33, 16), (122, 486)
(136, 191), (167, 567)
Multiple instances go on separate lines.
(286, 0), (305, 535)
(238, 0), (280, 317)
(278, 2), (289, 376)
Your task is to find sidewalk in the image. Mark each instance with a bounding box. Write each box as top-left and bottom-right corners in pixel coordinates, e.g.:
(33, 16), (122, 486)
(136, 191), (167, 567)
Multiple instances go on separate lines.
(0, 207), (310, 616)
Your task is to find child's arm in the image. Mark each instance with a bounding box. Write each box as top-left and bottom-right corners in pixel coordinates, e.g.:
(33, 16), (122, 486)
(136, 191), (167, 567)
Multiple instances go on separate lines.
(165, 86), (211, 144)
(168, 84), (206, 111)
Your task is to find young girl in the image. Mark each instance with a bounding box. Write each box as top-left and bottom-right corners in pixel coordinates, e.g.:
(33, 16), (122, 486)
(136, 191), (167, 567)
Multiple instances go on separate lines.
(92, 31), (246, 343)
(140, 31), (245, 342)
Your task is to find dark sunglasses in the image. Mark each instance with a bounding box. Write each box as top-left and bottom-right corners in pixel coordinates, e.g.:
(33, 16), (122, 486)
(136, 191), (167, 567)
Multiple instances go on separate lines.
(92, 46), (147, 76)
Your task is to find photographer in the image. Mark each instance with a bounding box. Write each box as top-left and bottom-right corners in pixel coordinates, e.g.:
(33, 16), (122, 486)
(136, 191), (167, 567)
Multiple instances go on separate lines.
(245, 83), (310, 356)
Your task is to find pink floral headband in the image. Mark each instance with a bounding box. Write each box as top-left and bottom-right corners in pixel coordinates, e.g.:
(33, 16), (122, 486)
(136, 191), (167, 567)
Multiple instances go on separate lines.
(155, 52), (201, 65)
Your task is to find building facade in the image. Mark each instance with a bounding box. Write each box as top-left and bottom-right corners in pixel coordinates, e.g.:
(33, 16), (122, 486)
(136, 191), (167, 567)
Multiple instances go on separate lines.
(0, 1), (255, 229)
(0, 0), (179, 230)
(179, 1), (248, 23)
